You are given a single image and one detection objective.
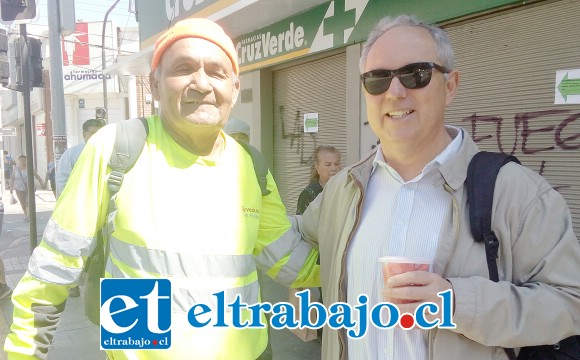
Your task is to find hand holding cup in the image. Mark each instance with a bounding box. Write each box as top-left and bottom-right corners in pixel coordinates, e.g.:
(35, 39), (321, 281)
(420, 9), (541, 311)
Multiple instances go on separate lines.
(379, 256), (433, 304)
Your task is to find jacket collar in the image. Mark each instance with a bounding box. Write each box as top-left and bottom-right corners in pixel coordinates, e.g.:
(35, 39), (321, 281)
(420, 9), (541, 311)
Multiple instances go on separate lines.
(346, 127), (480, 192)
(438, 128), (479, 191)
(346, 148), (376, 193)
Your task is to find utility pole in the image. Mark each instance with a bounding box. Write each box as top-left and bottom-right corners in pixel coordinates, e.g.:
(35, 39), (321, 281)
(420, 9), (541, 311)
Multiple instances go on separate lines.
(47, 0), (67, 177)
(19, 24), (37, 252)
(101, 0), (120, 121)
(1, 1), (43, 251)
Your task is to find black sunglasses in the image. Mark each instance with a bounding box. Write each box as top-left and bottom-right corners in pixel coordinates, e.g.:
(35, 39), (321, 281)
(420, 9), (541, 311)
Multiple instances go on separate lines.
(360, 62), (449, 95)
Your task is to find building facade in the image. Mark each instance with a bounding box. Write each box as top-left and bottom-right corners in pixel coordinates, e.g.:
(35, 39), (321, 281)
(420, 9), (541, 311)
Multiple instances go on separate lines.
(0, 21), (140, 190)
(117, 0), (580, 233)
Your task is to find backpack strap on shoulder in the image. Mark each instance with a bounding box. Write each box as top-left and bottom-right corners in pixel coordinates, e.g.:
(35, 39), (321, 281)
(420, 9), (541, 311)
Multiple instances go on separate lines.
(240, 142), (271, 196)
(467, 152), (580, 360)
(107, 117), (149, 193)
(104, 117), (149, 243)
(84, 117), (148, 325)
(466, 151), (520, 282)
(466, 151), (520, 360)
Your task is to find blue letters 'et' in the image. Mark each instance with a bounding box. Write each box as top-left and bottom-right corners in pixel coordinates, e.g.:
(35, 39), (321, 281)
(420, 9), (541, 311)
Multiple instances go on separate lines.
(100, 279), (172, 350)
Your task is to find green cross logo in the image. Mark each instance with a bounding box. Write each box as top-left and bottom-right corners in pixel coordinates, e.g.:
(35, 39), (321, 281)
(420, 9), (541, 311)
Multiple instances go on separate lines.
(323, 0), (357, 47)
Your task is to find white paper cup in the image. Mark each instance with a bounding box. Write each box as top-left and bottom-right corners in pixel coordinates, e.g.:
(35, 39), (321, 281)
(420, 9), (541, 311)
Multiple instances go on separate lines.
(378, 256), (433, 304)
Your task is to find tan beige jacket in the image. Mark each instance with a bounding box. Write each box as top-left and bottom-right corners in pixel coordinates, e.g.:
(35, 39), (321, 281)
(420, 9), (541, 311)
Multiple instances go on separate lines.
(295, 129), (580, 360)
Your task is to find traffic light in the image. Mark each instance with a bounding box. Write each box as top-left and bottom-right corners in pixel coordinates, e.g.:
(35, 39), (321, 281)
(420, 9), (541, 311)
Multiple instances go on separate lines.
(4, 36), (43, 90)
(0, 29), (8, 87)
(28, 36), (42, 87)
(0, 0), (37, 24)
(10, 36), (21, 87)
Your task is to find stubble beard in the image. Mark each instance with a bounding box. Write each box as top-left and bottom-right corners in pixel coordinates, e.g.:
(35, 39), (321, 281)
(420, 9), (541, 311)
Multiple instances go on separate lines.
(183, 105), (224, 128)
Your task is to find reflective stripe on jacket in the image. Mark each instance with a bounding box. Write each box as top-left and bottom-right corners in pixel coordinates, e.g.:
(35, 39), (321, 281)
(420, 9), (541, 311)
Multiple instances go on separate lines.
(5, 115), (319, 360)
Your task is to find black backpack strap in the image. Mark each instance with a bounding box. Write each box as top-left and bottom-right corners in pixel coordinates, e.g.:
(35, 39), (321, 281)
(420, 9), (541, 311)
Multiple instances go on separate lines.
(466, 151), (520, 282)
(467, 152), (579, 360)
(239, 142), (271, 196)
(466, 151), (520, 360)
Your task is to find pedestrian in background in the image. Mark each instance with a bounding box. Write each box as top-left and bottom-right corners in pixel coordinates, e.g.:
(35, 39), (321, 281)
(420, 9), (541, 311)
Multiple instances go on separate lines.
(3, 150), (14, 192)
(9, 155), (43, 222)
(55, 118), (105, 198)
(296, 145), (342, 215)
(223, 117), (251, 145)
(293, 145), (341, 342)
(223, 117), (275, 359)
(56, 121), (108, 299)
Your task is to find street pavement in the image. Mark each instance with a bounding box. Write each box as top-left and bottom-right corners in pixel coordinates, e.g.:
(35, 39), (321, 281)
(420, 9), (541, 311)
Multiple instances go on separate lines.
(0, 190), (321, 360)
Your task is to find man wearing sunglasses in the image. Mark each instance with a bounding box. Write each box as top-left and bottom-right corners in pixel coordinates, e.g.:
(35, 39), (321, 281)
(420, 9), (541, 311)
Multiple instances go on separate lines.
(292, 14), (580, 360)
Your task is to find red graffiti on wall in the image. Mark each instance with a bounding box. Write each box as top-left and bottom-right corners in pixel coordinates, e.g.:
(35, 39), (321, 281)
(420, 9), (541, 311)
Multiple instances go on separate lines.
(462, 109), (580, 191)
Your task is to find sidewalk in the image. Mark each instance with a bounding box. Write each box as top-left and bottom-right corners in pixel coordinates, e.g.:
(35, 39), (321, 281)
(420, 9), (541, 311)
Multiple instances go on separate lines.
(0, 190), (104, 360)
(0, 190), (321, 360)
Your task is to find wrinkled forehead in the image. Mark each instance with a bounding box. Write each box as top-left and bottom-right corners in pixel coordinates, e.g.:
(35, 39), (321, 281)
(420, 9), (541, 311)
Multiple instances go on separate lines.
(160, 37), (235, 73)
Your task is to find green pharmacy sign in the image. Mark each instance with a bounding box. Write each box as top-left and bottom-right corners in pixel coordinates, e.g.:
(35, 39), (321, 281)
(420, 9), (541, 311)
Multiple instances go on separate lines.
(233, 0), (521, 73)
(557, 73), (580, 103)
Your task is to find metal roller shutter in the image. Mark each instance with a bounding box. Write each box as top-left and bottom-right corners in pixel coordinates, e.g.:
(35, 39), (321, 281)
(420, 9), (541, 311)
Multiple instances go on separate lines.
(273, 53), (347, 214)
(444, 0), (580, 235)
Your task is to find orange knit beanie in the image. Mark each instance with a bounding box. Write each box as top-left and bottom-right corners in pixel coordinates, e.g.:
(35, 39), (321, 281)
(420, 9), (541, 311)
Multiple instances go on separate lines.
(151, 18), (239, 75)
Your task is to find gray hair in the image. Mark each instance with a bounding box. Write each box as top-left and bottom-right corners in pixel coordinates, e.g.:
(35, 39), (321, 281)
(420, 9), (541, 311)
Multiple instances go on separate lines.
(359, 14), (455, 73)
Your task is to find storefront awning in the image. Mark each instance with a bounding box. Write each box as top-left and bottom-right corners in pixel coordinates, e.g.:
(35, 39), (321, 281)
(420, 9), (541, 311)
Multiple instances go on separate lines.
(104, 45), (153, 76)
(105, 0), (327, 76)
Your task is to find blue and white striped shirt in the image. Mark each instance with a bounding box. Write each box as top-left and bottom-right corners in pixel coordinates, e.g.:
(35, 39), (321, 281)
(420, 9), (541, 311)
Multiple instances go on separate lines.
(346, 127), (463, 360)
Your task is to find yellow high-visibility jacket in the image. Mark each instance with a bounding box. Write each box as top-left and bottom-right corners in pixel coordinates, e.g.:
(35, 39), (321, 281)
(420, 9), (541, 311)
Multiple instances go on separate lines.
(4, 115), (320, 360)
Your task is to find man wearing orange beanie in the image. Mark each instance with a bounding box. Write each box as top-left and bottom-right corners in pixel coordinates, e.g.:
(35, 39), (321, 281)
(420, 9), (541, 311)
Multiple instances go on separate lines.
(5, 18), (320, 360)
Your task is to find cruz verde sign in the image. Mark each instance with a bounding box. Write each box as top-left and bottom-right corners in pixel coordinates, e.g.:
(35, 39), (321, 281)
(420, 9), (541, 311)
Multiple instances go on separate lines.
(233, 0), (521, 73)
(137, 0), (522, 73)
(237, 22), (306, 66)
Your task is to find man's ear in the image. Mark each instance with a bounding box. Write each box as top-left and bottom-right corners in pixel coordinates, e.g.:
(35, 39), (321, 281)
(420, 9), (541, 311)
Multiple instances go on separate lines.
(230, 76), (240, 108)
(150, 70), (160, 101)
(445, 69), (460, 106)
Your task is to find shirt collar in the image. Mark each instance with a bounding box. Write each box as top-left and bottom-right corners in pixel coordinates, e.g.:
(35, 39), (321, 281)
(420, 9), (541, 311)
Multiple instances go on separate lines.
(371, 126), (464, 183)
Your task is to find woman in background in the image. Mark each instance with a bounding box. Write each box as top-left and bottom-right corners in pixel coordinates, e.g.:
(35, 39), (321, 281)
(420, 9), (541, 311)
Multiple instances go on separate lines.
(9, 155), (43, 222)
(296, 145), (342, 215)
(293, 145), (341, 342)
